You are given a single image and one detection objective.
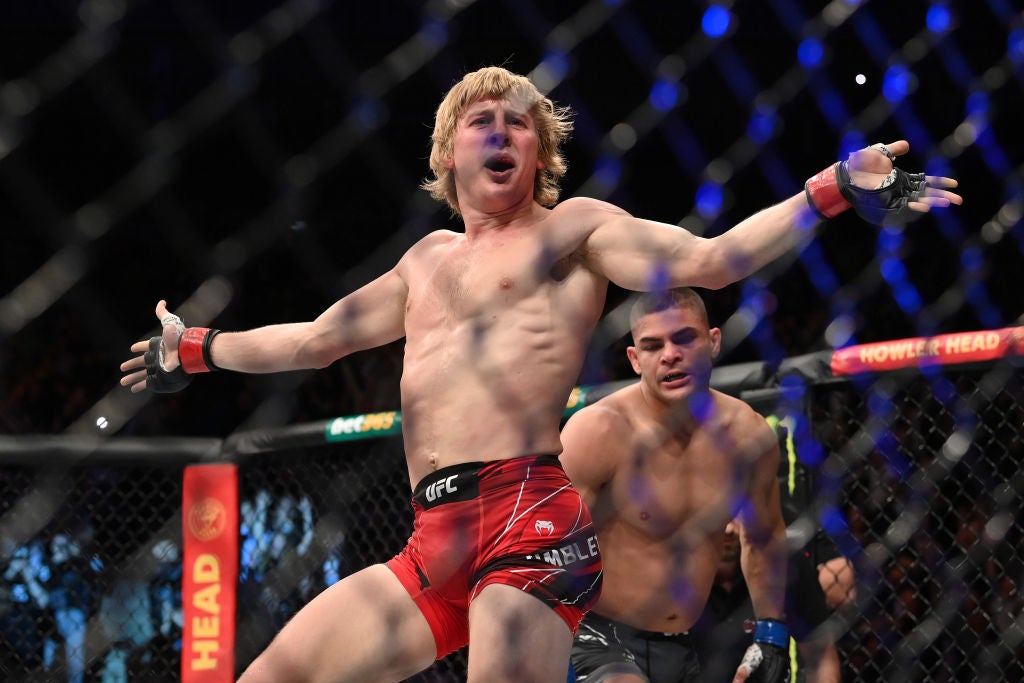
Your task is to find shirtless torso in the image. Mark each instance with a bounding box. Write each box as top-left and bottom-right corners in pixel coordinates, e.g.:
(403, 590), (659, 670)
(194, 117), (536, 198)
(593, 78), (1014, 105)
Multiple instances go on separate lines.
(396, 200), (612, 483)
(562, 383), (778, 632)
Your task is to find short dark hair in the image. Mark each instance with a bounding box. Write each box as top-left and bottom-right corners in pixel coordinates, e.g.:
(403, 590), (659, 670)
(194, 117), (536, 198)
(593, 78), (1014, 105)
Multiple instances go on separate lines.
(628, 288), (710, 339)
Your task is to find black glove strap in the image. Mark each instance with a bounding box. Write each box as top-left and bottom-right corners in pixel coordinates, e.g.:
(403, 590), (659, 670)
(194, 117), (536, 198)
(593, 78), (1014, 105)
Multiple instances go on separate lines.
(144, 337), (193, 393)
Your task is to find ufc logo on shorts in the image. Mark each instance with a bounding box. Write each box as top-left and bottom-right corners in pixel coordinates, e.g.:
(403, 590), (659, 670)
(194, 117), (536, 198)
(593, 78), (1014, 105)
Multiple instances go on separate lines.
(424, 474), (459, 502)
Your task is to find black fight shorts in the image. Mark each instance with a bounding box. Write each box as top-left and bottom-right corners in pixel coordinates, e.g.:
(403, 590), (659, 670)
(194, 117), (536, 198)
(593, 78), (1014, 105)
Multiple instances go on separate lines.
(571, 611), (700, 683)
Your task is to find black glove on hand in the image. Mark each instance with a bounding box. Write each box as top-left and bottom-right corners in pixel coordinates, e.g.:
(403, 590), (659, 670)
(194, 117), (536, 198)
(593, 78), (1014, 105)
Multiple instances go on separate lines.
(805, 142), (933, 226)
(144, 336), (193, 393)
(736, 619), (790, 683)
(836, 159), (929, 225)
(142, 310), (219, 393)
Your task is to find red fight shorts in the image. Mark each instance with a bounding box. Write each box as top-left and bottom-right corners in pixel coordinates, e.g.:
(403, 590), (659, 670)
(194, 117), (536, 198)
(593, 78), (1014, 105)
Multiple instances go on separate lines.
(386, 454), (603, 658)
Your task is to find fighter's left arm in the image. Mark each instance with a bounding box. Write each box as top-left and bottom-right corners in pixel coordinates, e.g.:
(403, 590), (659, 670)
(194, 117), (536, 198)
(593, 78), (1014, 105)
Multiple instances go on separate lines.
(737, 418), (787, 621)
(731, 418), (791, 683)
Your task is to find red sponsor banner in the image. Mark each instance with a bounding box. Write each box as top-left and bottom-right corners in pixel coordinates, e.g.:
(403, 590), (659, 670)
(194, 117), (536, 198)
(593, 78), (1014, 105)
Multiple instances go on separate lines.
(182, 464), (238, 683)
(831, 327), (1024, 376)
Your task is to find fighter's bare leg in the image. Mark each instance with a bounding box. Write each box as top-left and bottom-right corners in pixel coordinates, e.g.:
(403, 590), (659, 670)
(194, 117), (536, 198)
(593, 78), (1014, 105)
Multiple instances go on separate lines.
(465, 584), (574, 683)
(238, 564), (436, 683)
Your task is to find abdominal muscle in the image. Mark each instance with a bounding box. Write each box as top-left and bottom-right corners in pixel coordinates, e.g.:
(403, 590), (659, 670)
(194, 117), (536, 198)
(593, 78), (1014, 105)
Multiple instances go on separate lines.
(399, 313), (585, 489)
(595, 523), (721, 632)
(395, 219), (607, 488)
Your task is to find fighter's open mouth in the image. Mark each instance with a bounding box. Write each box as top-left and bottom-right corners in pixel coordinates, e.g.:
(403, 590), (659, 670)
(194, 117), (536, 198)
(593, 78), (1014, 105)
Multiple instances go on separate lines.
(485, 158), (514, 172)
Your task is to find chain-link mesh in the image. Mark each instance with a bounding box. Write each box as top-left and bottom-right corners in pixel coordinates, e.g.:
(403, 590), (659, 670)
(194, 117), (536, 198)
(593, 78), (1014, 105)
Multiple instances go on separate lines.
(1, 359), (1020, 681)
(813, 364), (1024, 683)
(0, 462), (184, 682)
(2, 1), (1023, 681)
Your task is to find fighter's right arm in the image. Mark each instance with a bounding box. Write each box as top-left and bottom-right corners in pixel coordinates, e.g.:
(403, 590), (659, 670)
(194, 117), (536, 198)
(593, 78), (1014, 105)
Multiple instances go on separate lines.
(212, 267), (408, 373)
(121, 266), (408, 393)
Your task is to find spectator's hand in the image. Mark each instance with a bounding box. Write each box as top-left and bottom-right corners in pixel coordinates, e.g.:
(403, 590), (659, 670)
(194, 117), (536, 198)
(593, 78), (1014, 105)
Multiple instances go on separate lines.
(119, 300), (191, 393)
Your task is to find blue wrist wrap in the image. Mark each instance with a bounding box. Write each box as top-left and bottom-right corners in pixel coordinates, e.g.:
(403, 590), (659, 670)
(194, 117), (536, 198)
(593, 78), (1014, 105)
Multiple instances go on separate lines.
(753, 619), (789, 648)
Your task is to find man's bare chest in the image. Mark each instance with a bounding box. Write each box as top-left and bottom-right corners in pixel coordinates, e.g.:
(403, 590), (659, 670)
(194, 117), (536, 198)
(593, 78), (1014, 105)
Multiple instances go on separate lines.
(409, 238), (569, 319)
(608, 438), (738, 538)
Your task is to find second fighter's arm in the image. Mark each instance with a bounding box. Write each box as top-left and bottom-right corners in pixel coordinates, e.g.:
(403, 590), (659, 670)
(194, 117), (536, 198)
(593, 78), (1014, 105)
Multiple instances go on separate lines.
(731, 414), (790, 683)
(738, 417), (788, 622)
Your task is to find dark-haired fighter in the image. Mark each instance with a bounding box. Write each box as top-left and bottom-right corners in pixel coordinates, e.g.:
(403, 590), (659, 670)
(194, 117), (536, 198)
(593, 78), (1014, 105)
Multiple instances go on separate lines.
(561, 289), (789, 683)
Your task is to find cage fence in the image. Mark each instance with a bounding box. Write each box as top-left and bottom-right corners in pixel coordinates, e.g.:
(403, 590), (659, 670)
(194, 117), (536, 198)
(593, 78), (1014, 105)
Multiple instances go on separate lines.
(1, 351), (1021, 682)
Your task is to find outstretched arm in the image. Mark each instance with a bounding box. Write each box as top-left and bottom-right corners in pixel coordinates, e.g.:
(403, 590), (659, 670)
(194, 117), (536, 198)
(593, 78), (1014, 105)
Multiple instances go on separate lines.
(120, 267), (408, 393)
(583, 140), (962, 292)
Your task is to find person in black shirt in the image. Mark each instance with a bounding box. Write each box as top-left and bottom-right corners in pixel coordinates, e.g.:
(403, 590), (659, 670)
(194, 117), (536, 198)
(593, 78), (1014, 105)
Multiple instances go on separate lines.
(692, 520), (839, 682)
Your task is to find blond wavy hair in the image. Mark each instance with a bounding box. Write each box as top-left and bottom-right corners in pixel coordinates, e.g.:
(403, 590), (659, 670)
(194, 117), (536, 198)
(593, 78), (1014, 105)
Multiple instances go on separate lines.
(421, 66), (574, 216)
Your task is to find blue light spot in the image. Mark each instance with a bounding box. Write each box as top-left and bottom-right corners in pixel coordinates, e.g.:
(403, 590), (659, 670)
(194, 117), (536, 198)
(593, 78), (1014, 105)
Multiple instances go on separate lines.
(867, 390), (893, 417)
(821, 506), (849, 536)
(930, 376), (957, 405)
(779, 374), (806, 402)
(797, 38), (824, 68)
(689, 389), (715, 422)
(702, 5), (731, 38)
(839, 131), (868, 160)
(1010, 29), (1024, 64)
(650, 79), (679, 112)
(880, 257), (906, 284)
(876, 431), (899, 460)
(960, 247), (984, 272)
(645, 263), (670, 293)
(925, 158), (953, 180)
(747, 107), (776, 143)
(878, 227), (904, 252)
(887, 449), (913, 480)
(543, 49), (570, 80)
(894, 282), (922, 313)
(819, 90), (848, 128)
(695, 181), (723, 217)
(796, 436), (825, 467)
(926, 5), (951, 33)
(594, 155), (622, 188)
(882, 64), (912, 103)
(965, 91), (989, 117)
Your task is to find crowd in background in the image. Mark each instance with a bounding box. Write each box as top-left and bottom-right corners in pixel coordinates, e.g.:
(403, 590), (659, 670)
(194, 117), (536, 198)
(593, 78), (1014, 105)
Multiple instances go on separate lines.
(0, 524), (181, 682)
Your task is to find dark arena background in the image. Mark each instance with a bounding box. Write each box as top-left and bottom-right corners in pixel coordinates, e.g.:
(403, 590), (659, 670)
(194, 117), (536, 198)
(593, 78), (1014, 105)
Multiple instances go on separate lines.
(1, 1), (1023, 682)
